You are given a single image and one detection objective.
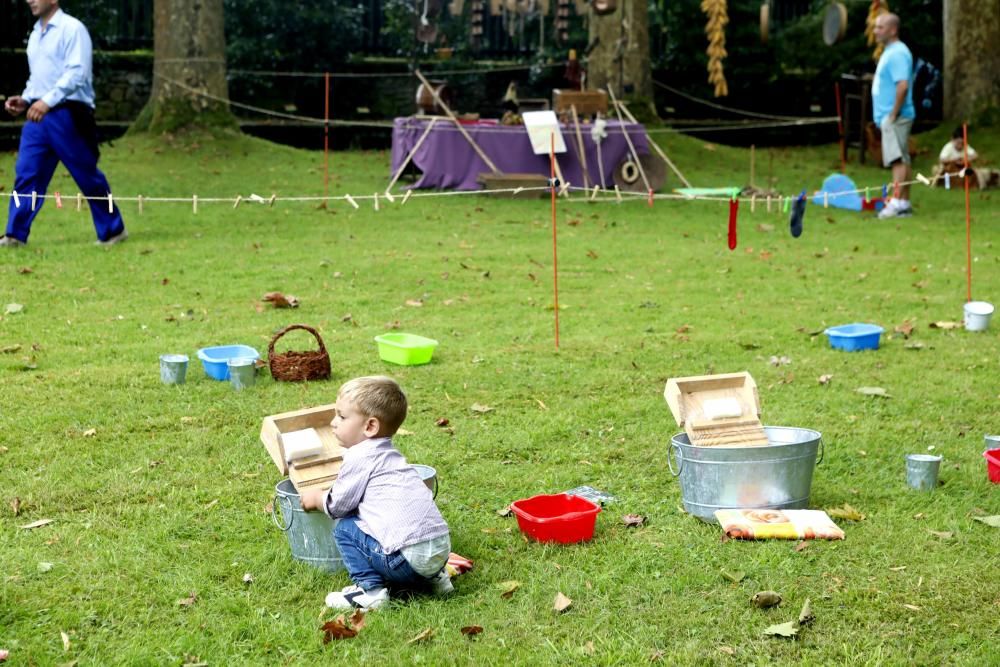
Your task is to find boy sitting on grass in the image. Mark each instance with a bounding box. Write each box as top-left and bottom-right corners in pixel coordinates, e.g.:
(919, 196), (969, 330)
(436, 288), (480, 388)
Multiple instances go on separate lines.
(301, 375), (452, 611)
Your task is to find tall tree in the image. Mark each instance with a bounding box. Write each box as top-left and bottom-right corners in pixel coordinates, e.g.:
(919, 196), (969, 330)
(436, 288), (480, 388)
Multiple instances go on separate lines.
(586, 0), (652, 101)
(133, 0), (234, 132)
(943, 0), (1000, 120)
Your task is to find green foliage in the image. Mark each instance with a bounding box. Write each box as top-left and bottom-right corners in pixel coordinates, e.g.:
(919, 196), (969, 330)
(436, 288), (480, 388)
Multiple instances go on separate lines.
(1, 125), (999, 663)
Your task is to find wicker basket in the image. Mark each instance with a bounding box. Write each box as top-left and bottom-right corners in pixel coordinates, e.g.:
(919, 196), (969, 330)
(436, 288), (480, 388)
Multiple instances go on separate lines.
(268, 324), (331, 382)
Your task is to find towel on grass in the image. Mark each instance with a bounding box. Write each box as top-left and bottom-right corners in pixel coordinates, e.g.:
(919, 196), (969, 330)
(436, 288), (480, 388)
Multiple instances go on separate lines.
(445, 552), (474, 578)
(715, 509), (845, 540)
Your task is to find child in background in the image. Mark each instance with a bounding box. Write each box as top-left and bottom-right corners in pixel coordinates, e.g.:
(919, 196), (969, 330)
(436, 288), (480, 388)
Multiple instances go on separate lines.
(301, 376), (452, 611)
(934, 126), (999, 189)
(938, 126), (978, 168)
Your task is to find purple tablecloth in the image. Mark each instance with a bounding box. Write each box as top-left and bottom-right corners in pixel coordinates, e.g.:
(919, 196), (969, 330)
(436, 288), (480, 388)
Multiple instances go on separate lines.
(390, 117), (649, 191)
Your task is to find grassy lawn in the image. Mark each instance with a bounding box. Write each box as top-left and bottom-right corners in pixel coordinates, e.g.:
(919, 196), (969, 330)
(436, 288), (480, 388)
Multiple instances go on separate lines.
(1, 122), (999, 665)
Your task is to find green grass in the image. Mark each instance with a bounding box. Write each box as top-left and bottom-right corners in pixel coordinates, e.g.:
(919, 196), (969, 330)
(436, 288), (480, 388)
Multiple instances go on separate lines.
(1, 124), (999, 665)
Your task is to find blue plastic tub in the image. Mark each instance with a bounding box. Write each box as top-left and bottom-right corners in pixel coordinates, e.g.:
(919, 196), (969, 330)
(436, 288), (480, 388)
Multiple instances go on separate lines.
(197, 345), (260, 380)
(824, 323), (884, 351)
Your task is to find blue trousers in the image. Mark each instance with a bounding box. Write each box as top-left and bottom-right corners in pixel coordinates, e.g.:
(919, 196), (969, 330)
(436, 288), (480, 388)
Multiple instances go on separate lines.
(6, 106), (124, 243)
(334, 514), (432, 592)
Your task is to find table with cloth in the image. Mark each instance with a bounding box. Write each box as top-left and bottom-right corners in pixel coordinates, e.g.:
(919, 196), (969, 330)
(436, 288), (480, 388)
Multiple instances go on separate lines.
(389, 117), (650, 191)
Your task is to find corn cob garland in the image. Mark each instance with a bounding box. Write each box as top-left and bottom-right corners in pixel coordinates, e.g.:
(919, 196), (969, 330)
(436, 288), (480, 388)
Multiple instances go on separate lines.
(701, 0), (729, 97)
(865, 0), (889, 61)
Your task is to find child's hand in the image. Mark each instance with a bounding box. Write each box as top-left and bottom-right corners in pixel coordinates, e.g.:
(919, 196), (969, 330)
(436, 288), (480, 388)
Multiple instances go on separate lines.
(299, 488), (327, 512)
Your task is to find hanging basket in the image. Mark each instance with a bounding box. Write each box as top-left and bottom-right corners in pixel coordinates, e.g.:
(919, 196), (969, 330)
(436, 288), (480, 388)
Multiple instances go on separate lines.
(268, 324), (331, 382)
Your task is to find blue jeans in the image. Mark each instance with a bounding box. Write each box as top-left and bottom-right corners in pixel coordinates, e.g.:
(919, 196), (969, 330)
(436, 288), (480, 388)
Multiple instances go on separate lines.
(334, 514), (431, 592)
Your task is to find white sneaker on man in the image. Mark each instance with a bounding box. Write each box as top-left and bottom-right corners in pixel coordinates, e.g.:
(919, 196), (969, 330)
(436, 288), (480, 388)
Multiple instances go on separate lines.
(878, 199), (912, 219)
(325, 585), (389, 611)
(0, 235), (26, 247)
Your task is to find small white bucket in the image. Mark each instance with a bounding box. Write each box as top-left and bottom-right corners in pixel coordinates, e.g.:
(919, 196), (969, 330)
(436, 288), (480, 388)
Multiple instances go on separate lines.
(964, 301), (994, 332)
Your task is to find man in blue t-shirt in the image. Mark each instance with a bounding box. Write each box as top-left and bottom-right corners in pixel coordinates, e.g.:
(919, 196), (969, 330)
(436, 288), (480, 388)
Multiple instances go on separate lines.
(872, 12), (915, 219)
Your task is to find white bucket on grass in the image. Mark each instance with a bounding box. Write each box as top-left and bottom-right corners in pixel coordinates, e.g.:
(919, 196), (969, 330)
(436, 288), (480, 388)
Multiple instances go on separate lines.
(964, 301), (994, 332)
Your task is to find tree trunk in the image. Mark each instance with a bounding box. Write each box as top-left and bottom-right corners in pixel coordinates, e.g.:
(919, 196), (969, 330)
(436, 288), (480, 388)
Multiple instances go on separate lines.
(586, 0), (652, 102)
(132, 0), (234, 133)
(943, 0), (1000, 121)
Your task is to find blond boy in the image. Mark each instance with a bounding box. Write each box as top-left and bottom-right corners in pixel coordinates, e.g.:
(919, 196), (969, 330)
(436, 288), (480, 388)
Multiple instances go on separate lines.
(301, 376), (451, 610)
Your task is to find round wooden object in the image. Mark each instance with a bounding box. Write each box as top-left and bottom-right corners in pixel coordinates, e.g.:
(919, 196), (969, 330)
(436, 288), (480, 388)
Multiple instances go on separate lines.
(613, 154), (667, 193)
(822, 2), (848, 46)
(415, 81), (451, 114)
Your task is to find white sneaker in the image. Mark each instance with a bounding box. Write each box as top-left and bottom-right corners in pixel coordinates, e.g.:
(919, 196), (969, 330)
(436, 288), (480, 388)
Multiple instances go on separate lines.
(325, 585), (389, 611)
(0, 235), (26, 247)
(877, 199), (899, 219)
(878, 199), (912, 219)
(430, 570), (454, 596)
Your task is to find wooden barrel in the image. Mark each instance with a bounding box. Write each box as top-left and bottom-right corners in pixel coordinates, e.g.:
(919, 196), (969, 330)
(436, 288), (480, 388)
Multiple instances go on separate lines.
(415, 81), (451, 114)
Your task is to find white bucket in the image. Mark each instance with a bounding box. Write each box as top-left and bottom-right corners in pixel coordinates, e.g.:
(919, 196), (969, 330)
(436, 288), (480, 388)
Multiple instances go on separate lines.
(963, 301), (994, 332)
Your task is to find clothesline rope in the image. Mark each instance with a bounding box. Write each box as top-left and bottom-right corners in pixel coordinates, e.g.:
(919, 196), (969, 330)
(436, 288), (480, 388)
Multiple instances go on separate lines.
(228, 62), (557, 79)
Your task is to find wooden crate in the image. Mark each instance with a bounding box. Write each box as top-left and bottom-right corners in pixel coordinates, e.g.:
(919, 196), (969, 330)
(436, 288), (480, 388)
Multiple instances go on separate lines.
(663, 372), (769, 447)
(260, 404), (346, 491)
(552, 89), (608, 116)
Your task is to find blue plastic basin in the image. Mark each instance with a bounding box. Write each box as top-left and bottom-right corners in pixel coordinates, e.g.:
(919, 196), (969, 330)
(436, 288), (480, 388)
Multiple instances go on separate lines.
(824, 323), (884, 351)
(197, 345), (260, 380)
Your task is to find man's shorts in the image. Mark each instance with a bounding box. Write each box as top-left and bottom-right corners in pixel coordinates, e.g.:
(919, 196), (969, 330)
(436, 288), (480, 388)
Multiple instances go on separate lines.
(880, 116), (913, 167)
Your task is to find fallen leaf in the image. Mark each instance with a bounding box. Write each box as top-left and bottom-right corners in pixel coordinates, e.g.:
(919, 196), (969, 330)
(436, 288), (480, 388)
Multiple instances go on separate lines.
(496, 505), (512, 517)
(650, 650), (666, 661)
(11, 497), (20, 516)
(499, 580), (520, 599)
(37, 562), (53, 573)
(260, 292), (299, 308)
(18, 266), (32, 274)
(349, 609), (367, 632)
(827, 504), (866, 521)
(889, 566), (907, 571)
(407, 628), (434, 644)
(720, 570), (745, 583)
(718, 646), (736, 655)
(738, 341), (761, 350)
(751, 591), (782, 609)
(929, 321), (961, 330)
(582, 641), (595, 655)
(763, 621), (798, 638)
(19, 519), (54, 530)
(61, 631), (70, 651)
(902, 603), (922, 611)
(856, 386), (891, 398)
(913, 513), (926, 520)
(622, 514), (645, 527)
(83, 428), (97, 437)
(756, 223), (774, 232)
(928, 530), (954, 540)
(972, 515), (1000, 528)
(340, 313), (353, 323)
(676, 324), (691, 334)
(818, 374), (833, 385)
(405, 299), (424, 307)
(534, 398), (548, 410)
(553, 591), (572, 612)
(586, 249), (598, 259)
(4, 304), (24, 315)
(794, 541), (810, 552)
(894, 321), (914, 338)
(798, 598), (814, 626)
(0, 345), (21, 354)
(242, 572), (253, 584)
(177, 592), (198, 607)
(461, 625), (483, 637)
(769, 355), (791, 367)
(435, 418), (450, 427)
(321, 615), (357, 642)
(396, 428), (415, 436)
(469, 403), (494, 414)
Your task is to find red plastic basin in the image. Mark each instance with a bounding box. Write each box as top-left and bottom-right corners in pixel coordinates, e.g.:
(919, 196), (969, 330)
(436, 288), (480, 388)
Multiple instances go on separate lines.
(510, 493), (601, 544)
(985, 448), (1000, 484)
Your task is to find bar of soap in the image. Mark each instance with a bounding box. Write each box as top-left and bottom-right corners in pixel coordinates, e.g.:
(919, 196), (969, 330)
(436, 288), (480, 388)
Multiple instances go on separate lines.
(281, 428), (325, 462)
(702, 397), (742, 420)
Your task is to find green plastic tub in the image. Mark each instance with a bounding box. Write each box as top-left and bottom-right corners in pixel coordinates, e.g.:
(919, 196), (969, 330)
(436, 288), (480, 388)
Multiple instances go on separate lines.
(374, 333), (438, 366)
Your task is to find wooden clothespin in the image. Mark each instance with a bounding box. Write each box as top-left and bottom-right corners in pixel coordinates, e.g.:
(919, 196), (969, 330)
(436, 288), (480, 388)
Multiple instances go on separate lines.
(373, 192), (379, 211)
(823, 191), (828, 209)
(192, 194), (198, 214)
(268, 194), (277, 207)
(31, 191), (37, 211)
(384, 191), (395, 203)
(401, 190), (412, 206)
(591, 185), (600, 200)
(559, 181), (571, 197)
(11, 190), (19, 208)
(55, 191), (63, 209)
(137, 195), (143, 215)
(513, 187), (524, 196)
(76, 193), (82, 211)
(232, 195), (242, 209)
(916, 173), (931, 185)
(765, 195), (771, 212)
(647, 188), (654, 207)
(345, 194), (359, 209)
(614, 185), (622, 203)
(750, 194), (756, 213)
(107, 193), (114, 214)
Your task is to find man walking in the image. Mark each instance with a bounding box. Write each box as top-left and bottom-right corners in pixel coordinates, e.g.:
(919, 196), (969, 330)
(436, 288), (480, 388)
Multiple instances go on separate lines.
(2, 0), (127, 247)
(872, 12), (915, 219)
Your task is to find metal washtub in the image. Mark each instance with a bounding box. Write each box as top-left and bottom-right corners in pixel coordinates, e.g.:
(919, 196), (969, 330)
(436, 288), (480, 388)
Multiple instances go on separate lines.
(272, 479), (344, 572)
(668, 426), (824, 523)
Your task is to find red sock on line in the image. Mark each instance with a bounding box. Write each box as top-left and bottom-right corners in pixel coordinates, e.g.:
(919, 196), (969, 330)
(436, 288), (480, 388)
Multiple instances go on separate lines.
(728, 198), (739, 251)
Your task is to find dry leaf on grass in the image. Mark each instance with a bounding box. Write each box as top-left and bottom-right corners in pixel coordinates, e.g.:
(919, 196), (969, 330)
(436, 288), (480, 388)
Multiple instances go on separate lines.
(902, 603), (922, 611)
(818, 374), (833, 385)
(553, 591), (572, 613)
(751, 591), (782, 609)
(242, 573), (253, 584)
(469, 403), (494, 414)
(11, 497), (20, 516)
(19, 519), (53, 530)
(321, 615), (358, 642)
(973, 515), (1000, 528)
(460, 625), (483, 637)
(61, 631), (70, 652)
(622, 514), (645, 527)
(798, 598), (815, 626)
(349, 609), (367, 632)
(763, 621), (798, 638)
(405, 299), (424, 307)
(894, 321), (915, 338)
(4, 304), (24, 315)
(0, 345), (21, 354)
(582, 641), (595, 655)
(435, 418), (450, 427)
(928, 530), (954, 540)
(827, 504), (866, 521)
(718, 646), (736, 655)
(496, 505), (512, 517)
(261, 292), (299, 308)
(499, 581), (520, 599)
(794, 541), (810, 552)
(37, 562), (53, 573)
(720, 570), (745, 584)
(177, 592), (198, 607)
(407, 628), (434, 644)
(929, 321), (961, 330)
(82, 429), (97, 437)
(856, 386), (891, 398)
(889, 566), (907, 571)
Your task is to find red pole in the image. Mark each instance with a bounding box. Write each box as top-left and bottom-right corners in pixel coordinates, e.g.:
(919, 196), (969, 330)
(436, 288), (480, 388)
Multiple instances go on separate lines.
(834, 82), (846, 173)
(963, 122), (972, 302)
(550, 133), (560, 349)
(324, 72), (331, 204)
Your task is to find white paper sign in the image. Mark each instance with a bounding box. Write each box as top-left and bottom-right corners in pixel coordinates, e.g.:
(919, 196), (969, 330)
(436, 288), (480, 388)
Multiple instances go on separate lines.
(522, 110), (566, 155)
